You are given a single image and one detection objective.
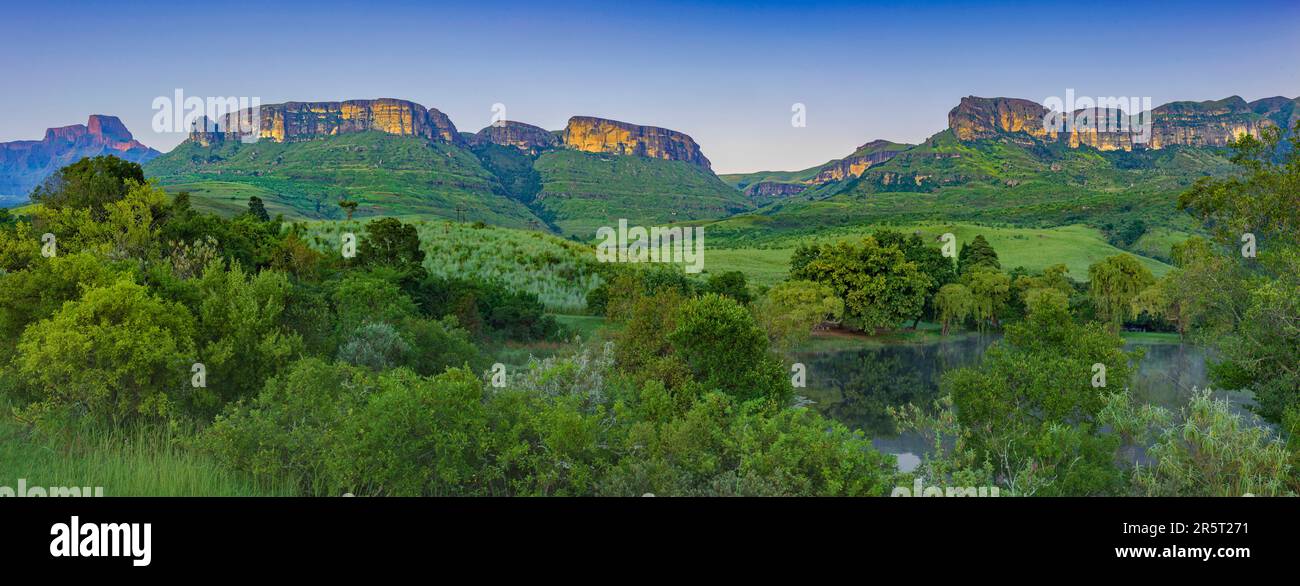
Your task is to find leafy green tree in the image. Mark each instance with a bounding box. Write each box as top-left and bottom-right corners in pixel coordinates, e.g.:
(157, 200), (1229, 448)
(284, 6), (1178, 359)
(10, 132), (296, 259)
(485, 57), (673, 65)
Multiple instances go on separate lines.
(30, 155), (145, 220)
(15, 279), (197, 421)
(753, 280), (843, 350)
(962, 267), (1011, 329)
(957, 234), (1000, 275)
(359, 217), (425, 271)
(702, 270), (751, 304)
(874, 229), (957, 327)
(668, 293), (791, 405)
(917, 290), (1138, 495)
(0, 251), (124, 358)
(1088, 254), (1155, 329)
(246, 196), (271, 222)
(791, 236), (930, 332)
(331, 273), (419, 338)
(191, 262), (303, 414)
(934, 283), (973, 335)
(1173, 124), (1300, 423)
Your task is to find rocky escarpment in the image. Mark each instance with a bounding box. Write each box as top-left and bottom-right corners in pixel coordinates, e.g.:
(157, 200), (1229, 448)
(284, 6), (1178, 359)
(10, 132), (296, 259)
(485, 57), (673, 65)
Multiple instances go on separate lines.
(744, 180), (807, 204)
(810, 139), (909, 183)
(0, 114), (159, 197)
(562, 116), (711, 169)
(471, 121), (559, 153)
(948, 95), (1297, 151)
(191, 98), (462, 146)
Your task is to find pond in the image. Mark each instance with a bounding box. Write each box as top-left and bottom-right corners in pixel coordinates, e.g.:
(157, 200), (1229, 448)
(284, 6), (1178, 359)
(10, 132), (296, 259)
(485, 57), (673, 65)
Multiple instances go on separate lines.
(792, 334), (1253, 472)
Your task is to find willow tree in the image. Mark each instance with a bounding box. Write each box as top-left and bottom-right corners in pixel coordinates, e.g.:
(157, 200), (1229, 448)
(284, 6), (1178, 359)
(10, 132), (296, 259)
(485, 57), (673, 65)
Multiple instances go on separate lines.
(962, 267), (1011, 330)
(934, 283), (973, 335)
(1088, 254), (1154, 330)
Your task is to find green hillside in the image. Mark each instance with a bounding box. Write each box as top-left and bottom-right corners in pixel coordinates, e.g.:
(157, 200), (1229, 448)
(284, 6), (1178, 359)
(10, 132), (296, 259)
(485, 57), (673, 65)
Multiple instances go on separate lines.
(533, 149), (753, 237)
(144, 132), (546, 228)
(708, 130), (1235, 255)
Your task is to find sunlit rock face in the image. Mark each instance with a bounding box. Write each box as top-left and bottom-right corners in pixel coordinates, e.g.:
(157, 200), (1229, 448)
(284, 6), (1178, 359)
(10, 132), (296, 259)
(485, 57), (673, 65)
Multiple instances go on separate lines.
(471, 121), (559, 153)
(193, 99), (462, 145)
(811, 140), (907, 183)
(562, 116), (711, 169)
(947, 95), (1297, 151)
(0, 115), (159, 197)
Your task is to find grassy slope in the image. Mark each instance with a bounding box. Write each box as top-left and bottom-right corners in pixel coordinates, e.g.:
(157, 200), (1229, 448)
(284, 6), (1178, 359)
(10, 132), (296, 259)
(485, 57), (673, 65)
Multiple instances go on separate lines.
(301, 220), (602, 313)
(533, 149), (753, 237)
(145, 132), (546, 228)
(701, 222), (1172, 288)
(717, 131), (1233, 248)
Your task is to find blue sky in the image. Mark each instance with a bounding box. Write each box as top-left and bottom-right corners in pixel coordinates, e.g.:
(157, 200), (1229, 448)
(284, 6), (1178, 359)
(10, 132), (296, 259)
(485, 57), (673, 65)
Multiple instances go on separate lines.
(2, 0), (1298, 173)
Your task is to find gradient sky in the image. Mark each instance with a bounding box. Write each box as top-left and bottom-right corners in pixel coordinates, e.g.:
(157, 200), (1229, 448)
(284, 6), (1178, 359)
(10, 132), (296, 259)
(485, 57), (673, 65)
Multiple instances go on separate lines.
(2, 0), (1298, 174)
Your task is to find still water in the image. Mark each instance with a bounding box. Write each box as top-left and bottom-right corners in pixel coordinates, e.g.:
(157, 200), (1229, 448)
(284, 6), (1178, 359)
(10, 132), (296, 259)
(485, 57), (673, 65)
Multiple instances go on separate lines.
(793, 335), (1246, 472)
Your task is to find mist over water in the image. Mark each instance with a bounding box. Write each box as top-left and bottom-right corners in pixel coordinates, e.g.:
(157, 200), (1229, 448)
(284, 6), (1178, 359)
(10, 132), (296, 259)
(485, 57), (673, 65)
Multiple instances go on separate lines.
(794, 337), (1247, 472)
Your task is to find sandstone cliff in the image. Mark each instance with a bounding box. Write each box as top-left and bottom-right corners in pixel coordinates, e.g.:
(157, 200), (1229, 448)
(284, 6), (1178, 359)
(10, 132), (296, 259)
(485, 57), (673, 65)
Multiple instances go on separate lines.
(192, 98), (462, 146)
(0, 115), (159, 198)
(947, 95), (1298, 151)
(562, 116), (711, 169)
(471, 121), (559, 153)
(809, 139), (909, 183)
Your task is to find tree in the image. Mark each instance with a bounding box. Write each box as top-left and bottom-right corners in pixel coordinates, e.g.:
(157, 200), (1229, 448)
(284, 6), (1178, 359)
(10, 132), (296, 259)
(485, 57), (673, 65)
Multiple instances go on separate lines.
(15, 279), (197, 421)
(962, 267), (1011, 329)
(934, 283), (973, 335)
(1088, 254), (1155, 330)
(338, 199), (359, 221)
(874, 230), (956, 328)
(1173, 124), (1300, 423)
(957, 234), (1000, 275)
(246, 196), (271, 222)
(753, 280), (844, 350)
(918, 290), (1138, 495)
(668, 293), (791, 405)
(30, 155), (145, 220)
(702, 270), (751, 304)
(791, 236), (930, 332)
(359, 217), (425, 272)
(191, 262), (302, 414)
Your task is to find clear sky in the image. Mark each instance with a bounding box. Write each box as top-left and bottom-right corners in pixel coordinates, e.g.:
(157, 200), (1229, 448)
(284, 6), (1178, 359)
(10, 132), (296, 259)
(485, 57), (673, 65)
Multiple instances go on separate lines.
(3, 0), (1298, 174)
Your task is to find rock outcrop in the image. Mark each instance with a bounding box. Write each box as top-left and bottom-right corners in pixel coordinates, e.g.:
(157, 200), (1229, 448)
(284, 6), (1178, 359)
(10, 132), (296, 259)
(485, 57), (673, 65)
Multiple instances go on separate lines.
(0, 115), (159, 198)
(191, 98), (462, 146)
(947, 95), (1298, 151)
(471, 121), (559, 153)
(810, 139), (908, 183)
(744, 180), (807, 204)
(562, 116), (711, 169)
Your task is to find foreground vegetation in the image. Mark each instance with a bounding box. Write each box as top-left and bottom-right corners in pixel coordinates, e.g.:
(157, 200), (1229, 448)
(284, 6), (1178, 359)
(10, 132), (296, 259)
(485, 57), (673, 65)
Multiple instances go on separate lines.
(1, 121), (1296, 496)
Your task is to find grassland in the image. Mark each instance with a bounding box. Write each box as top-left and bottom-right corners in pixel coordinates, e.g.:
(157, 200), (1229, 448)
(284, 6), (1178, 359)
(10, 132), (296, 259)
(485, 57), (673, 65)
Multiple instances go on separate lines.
(533, 149), (754, 237)
(0, 399), (293, 496)
(687, 222), (1174, 288)
(145, 132), (546, 228)
(302, 219), (603, 313)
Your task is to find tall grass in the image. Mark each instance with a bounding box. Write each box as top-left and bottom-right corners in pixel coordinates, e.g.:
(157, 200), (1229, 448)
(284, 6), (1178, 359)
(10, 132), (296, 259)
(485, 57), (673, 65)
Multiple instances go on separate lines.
(304, 220), (603, 313)
(0, 402), (296, 497)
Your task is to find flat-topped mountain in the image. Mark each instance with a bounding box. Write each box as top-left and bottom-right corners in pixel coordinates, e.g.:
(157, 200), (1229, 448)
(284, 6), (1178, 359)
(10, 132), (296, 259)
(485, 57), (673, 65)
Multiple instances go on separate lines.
(191, 98), (462, 146)
(948, 95), (1298, 150)
(562, 116), (712, 169)
(0, 114), (159, 198)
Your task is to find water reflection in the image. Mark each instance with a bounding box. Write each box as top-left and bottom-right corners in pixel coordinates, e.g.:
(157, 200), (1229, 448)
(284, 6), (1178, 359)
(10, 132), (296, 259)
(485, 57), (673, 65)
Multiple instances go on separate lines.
(794, 335), (1228, 472)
